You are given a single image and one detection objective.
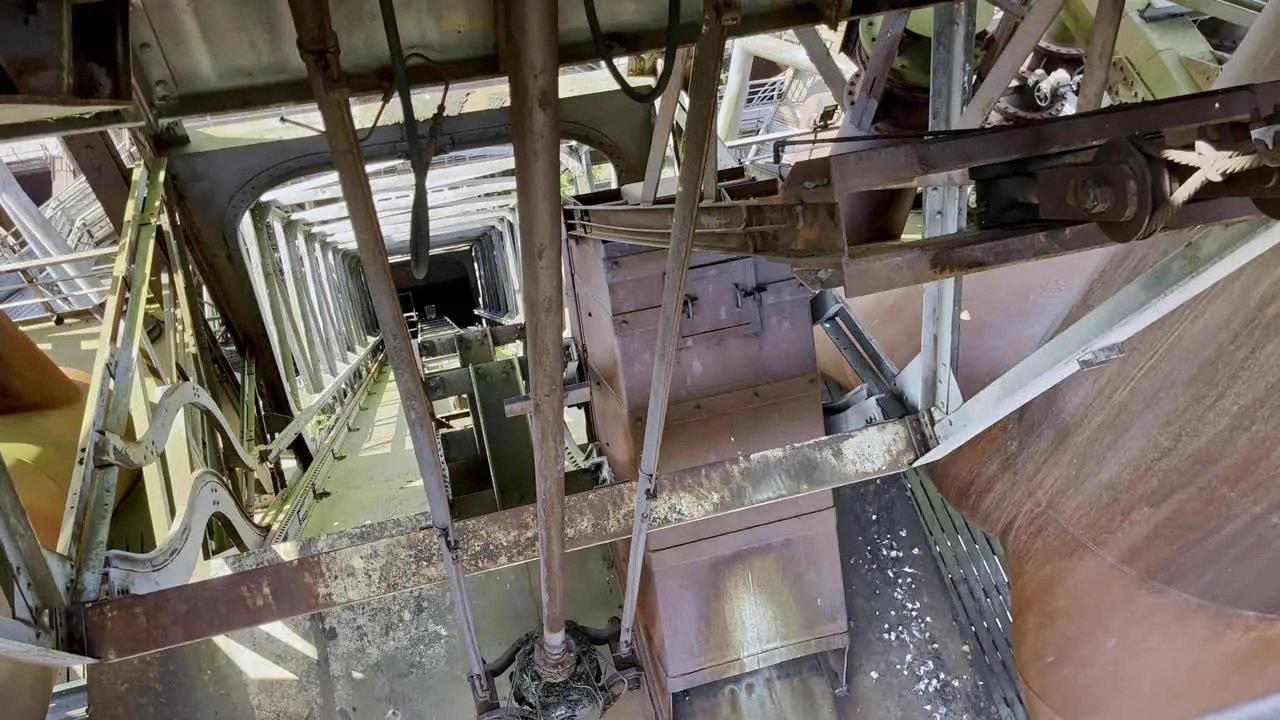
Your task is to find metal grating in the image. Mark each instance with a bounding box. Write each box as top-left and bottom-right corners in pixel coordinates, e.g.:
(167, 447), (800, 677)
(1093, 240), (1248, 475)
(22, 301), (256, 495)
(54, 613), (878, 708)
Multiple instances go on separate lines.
(905, 469), (1028, 720)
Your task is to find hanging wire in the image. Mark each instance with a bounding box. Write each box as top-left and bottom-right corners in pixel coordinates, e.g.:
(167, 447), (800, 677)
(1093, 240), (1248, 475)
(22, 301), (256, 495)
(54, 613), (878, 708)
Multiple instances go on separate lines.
(585, 0), (681, 103)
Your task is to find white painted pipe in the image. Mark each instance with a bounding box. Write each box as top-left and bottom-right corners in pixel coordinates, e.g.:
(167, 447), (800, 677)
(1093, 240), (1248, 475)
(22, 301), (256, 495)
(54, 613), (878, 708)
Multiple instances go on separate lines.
(716, 34), (859, 143)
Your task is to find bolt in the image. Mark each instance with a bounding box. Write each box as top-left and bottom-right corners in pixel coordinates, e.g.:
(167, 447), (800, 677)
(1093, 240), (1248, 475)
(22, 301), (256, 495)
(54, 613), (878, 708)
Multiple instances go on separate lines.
(1074, 177), (1113, 215)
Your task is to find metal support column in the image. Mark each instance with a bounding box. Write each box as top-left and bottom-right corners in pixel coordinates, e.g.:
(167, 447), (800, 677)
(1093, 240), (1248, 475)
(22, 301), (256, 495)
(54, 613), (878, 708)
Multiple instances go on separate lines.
(294, 227), (342, 376)
(350, 258), (376, 335)
(919, 0), (974, 415)
(1077, 0), (1125, 112)
(716, 40), (752, 144)
(322, 241), (362, 353)
(286, 0), (490, 699)
(59, 163), (166, 600)
(306, 232), (353, 361)
(504, 0), (572, 668)
(618, 0), (728, 658)
(640, 48), (688, 207)
(251, 205), (319, 395)
(281, 218), (338, 380)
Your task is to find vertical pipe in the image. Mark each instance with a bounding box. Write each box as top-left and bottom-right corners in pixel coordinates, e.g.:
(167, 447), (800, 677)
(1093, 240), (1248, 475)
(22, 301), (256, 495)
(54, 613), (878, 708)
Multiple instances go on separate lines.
(285, 0), (489, 693)
(715, 41), (752, 143)
(505, 0), (569, 655)
(618, 0), (727, 657)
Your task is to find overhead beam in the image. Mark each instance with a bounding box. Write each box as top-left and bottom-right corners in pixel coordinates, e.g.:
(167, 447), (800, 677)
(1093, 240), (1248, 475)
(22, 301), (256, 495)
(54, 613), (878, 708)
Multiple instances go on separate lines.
(565, 201), (843, 259)
(80, 421), (924, 661)
(153, 3), (933, 121)
(313, 197), (517, 236)
(287, 179), (518, 223)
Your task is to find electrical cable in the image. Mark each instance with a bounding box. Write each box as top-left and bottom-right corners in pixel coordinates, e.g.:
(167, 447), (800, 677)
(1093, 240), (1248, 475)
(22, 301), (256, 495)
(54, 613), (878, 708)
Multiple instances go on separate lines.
(358, 88), (395, 143)
(584, 0), (681, 104)
(380, 0), (437, 280)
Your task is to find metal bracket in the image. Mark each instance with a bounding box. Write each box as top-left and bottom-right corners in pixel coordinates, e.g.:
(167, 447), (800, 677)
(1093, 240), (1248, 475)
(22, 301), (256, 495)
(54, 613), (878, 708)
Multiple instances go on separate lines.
(1078, 342), (1126, 370)
(103, 470), (269, 598)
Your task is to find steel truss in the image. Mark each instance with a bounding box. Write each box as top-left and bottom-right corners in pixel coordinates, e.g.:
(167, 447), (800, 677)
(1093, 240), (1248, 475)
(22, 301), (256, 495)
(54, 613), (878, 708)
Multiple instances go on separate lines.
(0, 157), (383, 670)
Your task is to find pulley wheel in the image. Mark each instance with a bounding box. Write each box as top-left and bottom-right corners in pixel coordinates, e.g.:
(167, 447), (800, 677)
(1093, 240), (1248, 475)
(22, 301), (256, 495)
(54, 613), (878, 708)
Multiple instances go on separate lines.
(1097, 140), (1161, 244)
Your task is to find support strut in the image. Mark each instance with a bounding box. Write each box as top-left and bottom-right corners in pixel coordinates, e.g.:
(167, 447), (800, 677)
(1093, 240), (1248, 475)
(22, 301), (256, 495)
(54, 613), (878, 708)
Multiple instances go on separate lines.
(618, 0), (730, 658)
(285, 0), (492, 702)
(504, 0), (572, 673)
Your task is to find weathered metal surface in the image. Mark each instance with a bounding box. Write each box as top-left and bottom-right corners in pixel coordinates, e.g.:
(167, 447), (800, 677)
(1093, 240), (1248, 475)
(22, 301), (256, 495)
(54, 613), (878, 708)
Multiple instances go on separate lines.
(86, 547), (652, 720)
(671, 654), (841, 719)
(564, 201), (843, 260)
(80, 420), (922, 661)
(638, 499), (848, 691)
(839, 197), (1257, 298)
(918, 211), (1280, 717)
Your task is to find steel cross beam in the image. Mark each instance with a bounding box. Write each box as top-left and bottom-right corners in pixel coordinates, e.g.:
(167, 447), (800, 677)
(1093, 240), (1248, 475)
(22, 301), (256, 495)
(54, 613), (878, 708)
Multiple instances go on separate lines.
(78, 421), (924, 662)
(822, 79), (1280, 193)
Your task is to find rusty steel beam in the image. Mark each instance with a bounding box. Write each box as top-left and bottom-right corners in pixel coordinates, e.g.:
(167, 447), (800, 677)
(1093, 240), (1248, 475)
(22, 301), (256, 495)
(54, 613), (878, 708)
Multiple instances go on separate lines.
(564, 201), (843, 259)
(839, 198), (1258, 297)
(78, 419), (924, 662)
(788, 79), (1280, 194)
